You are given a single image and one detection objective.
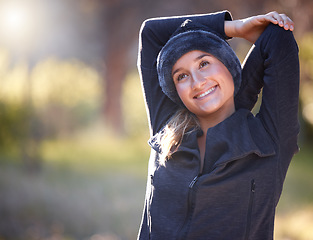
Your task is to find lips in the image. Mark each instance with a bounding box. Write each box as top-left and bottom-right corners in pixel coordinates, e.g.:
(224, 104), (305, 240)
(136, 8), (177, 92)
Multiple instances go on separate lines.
(194, 86), (217, 99)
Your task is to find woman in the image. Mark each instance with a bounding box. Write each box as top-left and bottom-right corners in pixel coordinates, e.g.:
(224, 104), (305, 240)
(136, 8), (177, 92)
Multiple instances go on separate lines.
(137, 10), (299, 240)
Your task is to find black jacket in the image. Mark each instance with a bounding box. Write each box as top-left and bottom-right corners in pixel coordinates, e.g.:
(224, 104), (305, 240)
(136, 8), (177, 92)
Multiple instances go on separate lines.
(137, 11), (300, 240)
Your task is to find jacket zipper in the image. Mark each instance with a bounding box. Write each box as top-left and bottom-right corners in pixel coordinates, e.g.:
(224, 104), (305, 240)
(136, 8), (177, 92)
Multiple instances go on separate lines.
(245, 179), (255, 240)
(176, 174), (201, 240)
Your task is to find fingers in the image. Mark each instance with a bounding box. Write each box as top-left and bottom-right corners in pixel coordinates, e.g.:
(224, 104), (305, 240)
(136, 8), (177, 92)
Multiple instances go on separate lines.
(282, 15), (294, 31)
(266, 11), (294, 31)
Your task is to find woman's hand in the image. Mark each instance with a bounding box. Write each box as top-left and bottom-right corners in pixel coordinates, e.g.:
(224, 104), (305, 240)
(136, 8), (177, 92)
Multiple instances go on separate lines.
(225, 11), (294, 43)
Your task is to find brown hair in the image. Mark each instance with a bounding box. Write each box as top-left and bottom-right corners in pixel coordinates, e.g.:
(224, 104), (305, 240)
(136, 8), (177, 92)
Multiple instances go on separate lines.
(159, 108), (200, 165)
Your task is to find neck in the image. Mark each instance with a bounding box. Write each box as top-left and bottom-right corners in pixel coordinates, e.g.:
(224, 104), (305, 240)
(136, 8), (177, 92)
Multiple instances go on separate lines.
(197, 101), (235, 136)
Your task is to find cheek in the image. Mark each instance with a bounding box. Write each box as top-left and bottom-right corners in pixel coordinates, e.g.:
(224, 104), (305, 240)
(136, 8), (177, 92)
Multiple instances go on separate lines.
(224, 78), (234, 94)
(219, 68), (234, 94)
(175, 84), (189, 100)
(225, 77), (235, 95)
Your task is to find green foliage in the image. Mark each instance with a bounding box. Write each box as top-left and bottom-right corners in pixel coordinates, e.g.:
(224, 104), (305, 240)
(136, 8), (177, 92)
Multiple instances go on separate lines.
(0, 50), (103, 160)
(122, 71), (149, 137)
(299, 33), (313, 139)
(30, 58), (101, 109)
(30, 58), (102, 137)
(299, 33), (313, 76)
(0, 101), (30, 156)
(40, 133), (149, 176)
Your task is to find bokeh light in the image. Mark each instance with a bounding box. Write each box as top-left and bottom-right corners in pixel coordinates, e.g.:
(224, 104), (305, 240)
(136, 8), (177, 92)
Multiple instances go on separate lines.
(0, 2), (34, 43)
(303, 102), (313, 125)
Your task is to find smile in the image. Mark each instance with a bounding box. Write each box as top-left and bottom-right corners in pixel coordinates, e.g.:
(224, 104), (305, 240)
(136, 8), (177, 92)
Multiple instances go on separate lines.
(195, 86), (216, 99)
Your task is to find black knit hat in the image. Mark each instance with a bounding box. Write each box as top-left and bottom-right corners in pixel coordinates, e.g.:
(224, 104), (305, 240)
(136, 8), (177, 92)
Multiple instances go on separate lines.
(157, 19), (242, 106)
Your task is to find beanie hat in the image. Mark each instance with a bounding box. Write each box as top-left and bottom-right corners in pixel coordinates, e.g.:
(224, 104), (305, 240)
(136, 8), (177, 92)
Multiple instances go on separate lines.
(157, 19), (242, 106)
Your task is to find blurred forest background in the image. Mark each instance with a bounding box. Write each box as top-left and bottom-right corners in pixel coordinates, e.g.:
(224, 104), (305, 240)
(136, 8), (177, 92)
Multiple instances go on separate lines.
(0, 0), (312, 239)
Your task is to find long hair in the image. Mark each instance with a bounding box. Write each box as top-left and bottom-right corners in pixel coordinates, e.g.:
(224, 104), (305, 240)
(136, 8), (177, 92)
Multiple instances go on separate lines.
(159, 108), (200, 165)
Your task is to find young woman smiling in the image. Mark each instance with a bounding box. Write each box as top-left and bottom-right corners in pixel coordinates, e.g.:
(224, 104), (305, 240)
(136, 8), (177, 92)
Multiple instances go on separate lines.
(137, 10), (299, 240)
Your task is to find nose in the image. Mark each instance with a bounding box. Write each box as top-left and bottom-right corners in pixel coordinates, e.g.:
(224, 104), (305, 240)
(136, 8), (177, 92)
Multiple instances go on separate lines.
(191, 71), (206, 90)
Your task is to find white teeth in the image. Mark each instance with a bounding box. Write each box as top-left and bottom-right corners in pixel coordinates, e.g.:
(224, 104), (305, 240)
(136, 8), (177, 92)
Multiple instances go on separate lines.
(197, 86), (216, 98)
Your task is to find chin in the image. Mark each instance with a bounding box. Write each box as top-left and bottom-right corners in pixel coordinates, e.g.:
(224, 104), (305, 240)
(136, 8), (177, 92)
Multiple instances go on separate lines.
(198, 103), (222, 115)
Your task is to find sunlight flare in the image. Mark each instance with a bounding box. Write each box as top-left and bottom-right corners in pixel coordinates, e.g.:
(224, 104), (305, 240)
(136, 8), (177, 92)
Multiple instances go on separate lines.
(0, 2), (34, 42)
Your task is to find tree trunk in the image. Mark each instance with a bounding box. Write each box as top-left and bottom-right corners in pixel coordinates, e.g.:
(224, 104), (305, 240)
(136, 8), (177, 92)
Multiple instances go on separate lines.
(103, 46), (128, 135)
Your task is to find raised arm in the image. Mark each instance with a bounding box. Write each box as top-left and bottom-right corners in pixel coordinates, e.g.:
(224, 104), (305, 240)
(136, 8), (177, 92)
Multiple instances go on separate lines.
(236, 18), (299, 180)
(230, 12), (295, 111)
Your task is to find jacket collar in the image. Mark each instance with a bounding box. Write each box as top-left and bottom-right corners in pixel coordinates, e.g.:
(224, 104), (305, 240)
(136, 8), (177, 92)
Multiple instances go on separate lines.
(148, 109), (275, 168)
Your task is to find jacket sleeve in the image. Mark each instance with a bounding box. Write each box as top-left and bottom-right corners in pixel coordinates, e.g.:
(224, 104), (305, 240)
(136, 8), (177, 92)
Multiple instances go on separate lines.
(137, 11), (232, 135)
(237, 24), (300, 178)
(137, 201), (149, 240)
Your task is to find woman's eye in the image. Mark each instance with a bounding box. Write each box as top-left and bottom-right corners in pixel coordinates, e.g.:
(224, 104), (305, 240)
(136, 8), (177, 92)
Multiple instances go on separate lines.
(200, 61), (209, 68)
(177, 73), (188, 81)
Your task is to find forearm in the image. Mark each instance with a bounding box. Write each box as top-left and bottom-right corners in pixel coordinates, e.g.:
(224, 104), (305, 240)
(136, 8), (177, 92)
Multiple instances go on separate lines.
(224, 19), (265, 43)
(144, 10), (231, 42)
(224, 20), (241, 39)
(225, 12), (294, 43)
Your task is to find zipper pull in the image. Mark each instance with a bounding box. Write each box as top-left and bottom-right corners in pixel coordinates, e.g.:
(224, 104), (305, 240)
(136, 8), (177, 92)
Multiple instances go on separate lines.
(189, 175), (200, 188)
(251, 179), (256, 193)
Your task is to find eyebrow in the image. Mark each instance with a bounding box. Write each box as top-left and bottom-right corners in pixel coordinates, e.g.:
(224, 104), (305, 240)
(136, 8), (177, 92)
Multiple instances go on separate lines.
(172, 53), (211, 77)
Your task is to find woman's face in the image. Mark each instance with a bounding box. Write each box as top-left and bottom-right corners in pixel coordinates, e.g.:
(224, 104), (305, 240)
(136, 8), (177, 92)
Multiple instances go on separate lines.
(172, 50), (235, 120)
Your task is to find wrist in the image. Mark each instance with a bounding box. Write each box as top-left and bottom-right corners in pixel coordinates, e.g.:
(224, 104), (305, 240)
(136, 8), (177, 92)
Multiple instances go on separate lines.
(224, 20), (242, 38)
